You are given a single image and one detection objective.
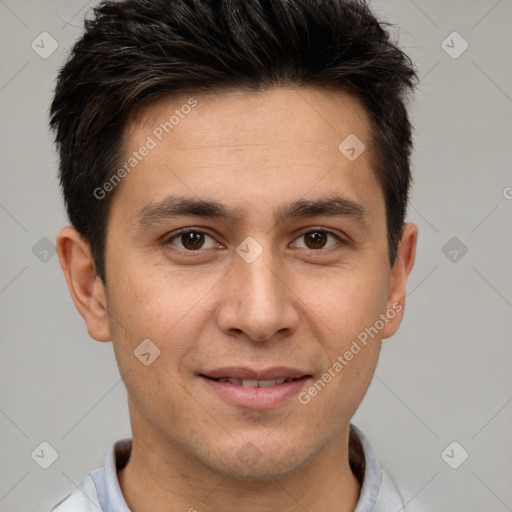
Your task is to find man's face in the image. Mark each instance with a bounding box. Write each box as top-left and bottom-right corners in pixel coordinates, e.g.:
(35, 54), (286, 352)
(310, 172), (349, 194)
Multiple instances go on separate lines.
(101, 87), (402, 479)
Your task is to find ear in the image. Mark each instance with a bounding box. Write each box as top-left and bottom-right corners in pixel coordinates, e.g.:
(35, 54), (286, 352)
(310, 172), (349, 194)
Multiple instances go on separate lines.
(56, 226), (111, 342)
(382, 222), (418, 339)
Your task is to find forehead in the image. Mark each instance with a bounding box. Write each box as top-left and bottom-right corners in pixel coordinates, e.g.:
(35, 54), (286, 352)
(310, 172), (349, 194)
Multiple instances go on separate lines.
(130, 86), (372, 157)
(113, 86), (382, 223)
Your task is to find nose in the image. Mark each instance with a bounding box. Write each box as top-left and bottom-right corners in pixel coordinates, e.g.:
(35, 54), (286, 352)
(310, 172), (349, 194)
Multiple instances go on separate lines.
(215, 244), (300, 343)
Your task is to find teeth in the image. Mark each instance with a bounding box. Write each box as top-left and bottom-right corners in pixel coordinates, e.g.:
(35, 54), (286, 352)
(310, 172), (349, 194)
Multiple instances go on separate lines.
(218, 377), (295, 387)
(259, 379), (277, 388)
(242, 379), (259, 388)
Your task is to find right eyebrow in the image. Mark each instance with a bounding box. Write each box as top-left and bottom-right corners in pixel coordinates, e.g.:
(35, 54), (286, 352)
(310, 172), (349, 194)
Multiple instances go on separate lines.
(137, 196), (244, 229)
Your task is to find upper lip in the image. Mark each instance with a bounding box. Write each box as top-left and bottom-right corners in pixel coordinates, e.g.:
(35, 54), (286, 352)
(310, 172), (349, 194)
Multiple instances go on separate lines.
(200, 367), (311, 380)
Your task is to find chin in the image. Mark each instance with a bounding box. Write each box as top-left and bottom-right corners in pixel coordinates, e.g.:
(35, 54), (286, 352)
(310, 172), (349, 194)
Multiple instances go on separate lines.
(203, 441), (315, 482)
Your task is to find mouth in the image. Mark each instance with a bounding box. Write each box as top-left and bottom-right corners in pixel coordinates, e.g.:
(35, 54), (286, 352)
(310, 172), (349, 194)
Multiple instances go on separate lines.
(198, 367), (312, 409)
(201, 375), (307, 387)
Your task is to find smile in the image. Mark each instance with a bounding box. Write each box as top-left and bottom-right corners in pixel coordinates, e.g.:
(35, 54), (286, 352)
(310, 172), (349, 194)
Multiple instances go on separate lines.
(204, 376), (301, 387)
(199, 369), (312, 409)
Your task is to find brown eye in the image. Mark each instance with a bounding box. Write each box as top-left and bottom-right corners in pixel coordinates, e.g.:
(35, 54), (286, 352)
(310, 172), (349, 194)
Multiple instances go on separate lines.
(181, 231), (205, 250)
(167, 230), (218, 251)
(292, 229), (341, 250)
(304, 231), (328, 249)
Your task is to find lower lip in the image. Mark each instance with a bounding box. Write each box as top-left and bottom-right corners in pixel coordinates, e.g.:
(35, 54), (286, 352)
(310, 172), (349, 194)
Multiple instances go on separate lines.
(200, 376), (311, 409)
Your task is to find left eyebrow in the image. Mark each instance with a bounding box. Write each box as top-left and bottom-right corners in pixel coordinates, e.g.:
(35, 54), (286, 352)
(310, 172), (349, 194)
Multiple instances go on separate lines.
(136, 194), (370, 229)
(273, 195), (370, 227)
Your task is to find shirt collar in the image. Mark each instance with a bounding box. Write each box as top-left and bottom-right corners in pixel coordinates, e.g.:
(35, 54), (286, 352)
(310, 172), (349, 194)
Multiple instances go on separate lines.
(93, 424), (404, 512)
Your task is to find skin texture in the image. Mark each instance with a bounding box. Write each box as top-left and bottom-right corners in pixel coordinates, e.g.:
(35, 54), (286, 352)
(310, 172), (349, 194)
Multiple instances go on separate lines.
(57, 86), (418, 512)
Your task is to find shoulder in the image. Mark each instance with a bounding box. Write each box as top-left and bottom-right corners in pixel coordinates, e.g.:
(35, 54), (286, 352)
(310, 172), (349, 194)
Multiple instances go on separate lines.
(350, 424), (407, 512)
(49, 438), (132, 512)
(374, 468), (407, 512)
(50, 474), (102, 512)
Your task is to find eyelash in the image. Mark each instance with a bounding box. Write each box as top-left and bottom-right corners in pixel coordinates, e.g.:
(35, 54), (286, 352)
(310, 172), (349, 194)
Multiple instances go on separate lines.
(162, 227), (346, 254)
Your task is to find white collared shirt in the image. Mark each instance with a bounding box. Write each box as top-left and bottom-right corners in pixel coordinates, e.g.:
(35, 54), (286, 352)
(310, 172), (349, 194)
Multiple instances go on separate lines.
(50, 424), (406, 512)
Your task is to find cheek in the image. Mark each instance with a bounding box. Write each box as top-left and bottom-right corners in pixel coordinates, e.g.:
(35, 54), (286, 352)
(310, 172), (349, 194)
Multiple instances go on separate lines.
(313, 270), (390, 344)
(109, 262), (192, 328)
(105, 263), (220, 371)
(105, 270), (205, 419)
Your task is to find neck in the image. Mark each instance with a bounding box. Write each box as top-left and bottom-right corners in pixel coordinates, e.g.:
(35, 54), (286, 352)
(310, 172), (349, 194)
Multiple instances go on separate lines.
(118, 423), (361, 512)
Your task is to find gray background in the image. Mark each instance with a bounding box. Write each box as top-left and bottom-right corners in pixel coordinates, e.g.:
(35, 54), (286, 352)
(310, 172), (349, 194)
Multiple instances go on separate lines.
(1, 1), (511, 511)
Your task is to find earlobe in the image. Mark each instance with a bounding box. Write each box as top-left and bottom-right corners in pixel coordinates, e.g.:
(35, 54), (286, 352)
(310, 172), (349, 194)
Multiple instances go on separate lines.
(56, 226), (112, 342)
(382, 222), (418, 339)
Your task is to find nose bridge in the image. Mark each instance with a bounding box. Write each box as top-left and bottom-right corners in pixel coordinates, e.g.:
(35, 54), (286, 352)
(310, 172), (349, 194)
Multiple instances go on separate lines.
(240, 248), (283, 311)
(217, 236), (298, 341)
(238, 236), (284, 310)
